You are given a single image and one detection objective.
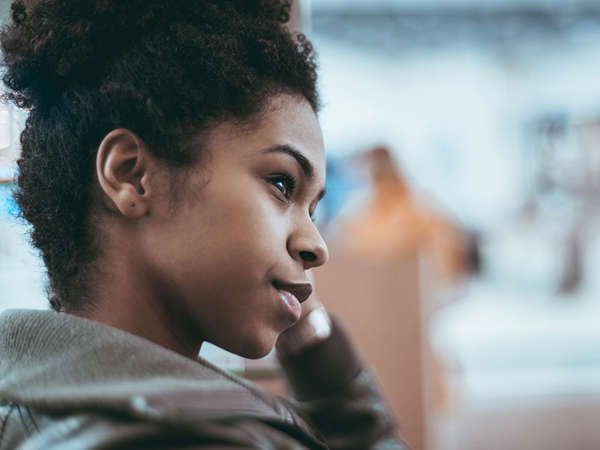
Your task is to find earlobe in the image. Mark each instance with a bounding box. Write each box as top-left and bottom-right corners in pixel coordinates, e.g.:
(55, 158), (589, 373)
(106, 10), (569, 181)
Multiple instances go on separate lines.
(96, 129), (152, 218)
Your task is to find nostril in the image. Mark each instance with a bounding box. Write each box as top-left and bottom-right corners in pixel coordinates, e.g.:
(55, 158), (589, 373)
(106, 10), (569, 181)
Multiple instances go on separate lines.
(299, 251), (316, 262)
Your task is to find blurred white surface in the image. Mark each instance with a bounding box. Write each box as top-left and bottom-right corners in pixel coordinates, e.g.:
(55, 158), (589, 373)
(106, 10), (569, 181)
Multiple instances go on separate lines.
(315, 0), (599, 11)
(429, 223), (600, 449)
(315, 33), (600, 230)
(0, 220), (47, 311)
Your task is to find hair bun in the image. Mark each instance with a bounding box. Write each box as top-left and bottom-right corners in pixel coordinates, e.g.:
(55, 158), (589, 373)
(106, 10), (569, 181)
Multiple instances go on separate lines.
(1, 0), (138, 107)
(11, 1), (27, 25)
(1, 0), (293, 108)
(228, 0), (292, 23)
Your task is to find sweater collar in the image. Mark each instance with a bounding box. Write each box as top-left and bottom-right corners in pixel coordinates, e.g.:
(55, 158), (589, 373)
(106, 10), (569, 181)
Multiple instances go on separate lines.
(0, 309), (285, 423)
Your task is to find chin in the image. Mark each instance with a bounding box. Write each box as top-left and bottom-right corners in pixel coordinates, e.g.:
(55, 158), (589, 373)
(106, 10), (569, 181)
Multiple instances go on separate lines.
(240, 341), (275, 360)
(210, 326), (279, 360)
(232, 332), (277, 360)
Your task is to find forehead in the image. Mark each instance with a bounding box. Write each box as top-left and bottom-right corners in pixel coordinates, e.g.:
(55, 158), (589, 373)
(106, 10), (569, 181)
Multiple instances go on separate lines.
(204, 94), (326, 180)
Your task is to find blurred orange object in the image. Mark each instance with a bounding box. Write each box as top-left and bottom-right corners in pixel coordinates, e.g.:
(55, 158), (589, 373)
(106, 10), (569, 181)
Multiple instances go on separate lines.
(339, 146), (468, 284)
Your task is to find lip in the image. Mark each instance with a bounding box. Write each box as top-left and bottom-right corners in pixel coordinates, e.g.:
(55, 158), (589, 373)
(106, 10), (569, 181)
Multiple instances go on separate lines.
(272, 281), (313, 303)
(277, 290), (302, 321)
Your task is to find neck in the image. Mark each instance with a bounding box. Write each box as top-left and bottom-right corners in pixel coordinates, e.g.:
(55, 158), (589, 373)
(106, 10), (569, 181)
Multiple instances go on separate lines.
(71, 238), (202, 360)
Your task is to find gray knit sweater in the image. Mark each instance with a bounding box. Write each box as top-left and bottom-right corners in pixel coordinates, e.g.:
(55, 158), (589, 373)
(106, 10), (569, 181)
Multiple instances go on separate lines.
(0, 309), (406, 449)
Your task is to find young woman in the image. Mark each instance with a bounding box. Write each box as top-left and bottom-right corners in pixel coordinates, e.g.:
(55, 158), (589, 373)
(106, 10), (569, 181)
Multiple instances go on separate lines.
(0, 1), (407, 448)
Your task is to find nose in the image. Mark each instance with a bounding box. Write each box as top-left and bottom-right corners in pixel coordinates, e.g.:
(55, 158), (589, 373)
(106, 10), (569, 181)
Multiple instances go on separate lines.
(288, 217), (329, 270)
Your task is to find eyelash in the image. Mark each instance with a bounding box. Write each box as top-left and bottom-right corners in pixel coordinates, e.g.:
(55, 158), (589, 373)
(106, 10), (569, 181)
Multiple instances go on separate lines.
(269, 173), (296, 200)
(268, 173), (317, 222)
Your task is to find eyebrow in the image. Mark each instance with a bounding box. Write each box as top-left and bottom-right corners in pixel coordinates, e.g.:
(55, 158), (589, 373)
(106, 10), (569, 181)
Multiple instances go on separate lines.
(262, 144), (326, 201)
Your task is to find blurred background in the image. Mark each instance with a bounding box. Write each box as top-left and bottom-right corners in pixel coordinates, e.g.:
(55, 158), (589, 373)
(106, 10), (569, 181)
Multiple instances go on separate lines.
(2, 0), (600, 448)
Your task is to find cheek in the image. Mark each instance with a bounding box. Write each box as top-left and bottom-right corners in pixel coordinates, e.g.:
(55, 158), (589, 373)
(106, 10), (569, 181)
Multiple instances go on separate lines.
(145, 167), (291, 285)
(208, 182), (287, 256)
(168, 186), (288, 284)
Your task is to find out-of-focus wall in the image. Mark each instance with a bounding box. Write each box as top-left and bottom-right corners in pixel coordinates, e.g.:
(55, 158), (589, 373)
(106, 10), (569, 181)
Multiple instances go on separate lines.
(310, 3), (600, 450)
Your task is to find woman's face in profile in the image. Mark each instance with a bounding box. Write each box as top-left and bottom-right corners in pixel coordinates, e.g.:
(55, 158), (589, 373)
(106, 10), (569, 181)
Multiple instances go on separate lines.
(144, 94), (328, 358)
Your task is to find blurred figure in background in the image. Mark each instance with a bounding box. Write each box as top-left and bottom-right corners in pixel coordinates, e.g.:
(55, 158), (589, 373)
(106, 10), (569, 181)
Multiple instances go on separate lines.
(336, 145), (474, 286)
(314, 145), (478, 449)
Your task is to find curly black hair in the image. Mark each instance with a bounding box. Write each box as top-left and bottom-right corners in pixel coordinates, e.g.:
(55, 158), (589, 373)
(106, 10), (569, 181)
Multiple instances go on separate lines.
(0, 0), (319, 312)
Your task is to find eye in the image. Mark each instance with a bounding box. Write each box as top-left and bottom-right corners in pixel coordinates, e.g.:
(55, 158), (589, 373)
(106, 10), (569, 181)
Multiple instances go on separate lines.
(269, 173), (296, 200)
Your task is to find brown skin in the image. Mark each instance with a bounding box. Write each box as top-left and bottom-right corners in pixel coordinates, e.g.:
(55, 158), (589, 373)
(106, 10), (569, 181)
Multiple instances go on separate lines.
(78, 94), (328, 360)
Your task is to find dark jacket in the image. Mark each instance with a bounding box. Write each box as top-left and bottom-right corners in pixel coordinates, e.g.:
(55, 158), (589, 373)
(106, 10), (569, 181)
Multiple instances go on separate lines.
(0, 309), (408, 449)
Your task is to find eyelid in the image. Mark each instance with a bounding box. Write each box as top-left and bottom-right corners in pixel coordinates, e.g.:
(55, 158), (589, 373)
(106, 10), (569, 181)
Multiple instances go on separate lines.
(267, 170), (321, 221)
(268, 173), (296, 200)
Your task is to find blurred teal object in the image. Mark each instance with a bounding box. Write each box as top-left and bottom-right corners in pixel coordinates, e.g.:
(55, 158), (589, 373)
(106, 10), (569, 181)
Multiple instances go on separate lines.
(319, 155), (364, 226)
(0, 183), (19, 219)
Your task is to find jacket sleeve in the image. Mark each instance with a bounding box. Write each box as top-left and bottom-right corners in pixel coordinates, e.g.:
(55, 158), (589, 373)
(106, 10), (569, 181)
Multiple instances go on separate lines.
(278, 317), (410, 450)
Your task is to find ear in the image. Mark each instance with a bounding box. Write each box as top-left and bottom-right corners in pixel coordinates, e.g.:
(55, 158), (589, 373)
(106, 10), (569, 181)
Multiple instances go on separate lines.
(96, 129), (152, 218)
